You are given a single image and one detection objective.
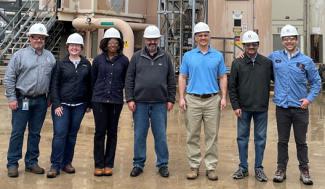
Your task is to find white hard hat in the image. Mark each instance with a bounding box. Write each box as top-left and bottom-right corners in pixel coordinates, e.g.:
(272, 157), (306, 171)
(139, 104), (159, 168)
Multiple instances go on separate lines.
(104, 28), (121, 39)
(193, 22), (210, 34)
(241, 30), (259, 43)
(66, 33), (84, 45)
(280, 24), (299, 38)
(27, 23), (48, 36)
(143, 25), (161, 38)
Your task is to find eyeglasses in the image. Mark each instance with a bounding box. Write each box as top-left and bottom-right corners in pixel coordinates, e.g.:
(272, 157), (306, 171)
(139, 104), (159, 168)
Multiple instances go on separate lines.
(108, 42), (119, 46)
(282, 37), (297, 42)
(30, 35), (46, 41)
(244, 42), (259, 47)
(196, 34), (209, 38)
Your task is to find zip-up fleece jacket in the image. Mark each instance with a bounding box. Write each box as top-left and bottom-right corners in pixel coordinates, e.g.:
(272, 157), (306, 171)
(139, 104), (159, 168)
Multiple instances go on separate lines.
(50, 56), (92, 109)
(228, 53), (273, 112)
(125, 48), (176, 103)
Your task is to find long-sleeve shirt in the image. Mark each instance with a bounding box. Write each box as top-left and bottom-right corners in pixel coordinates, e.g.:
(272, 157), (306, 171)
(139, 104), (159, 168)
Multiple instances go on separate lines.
(50, 56), (92, 109)
(125, 48), (176, 103)
(4, 46), (56, 102)
(92, 53), (129, 104)
(228, 53), (273, 112)
(268, 49), (321, 108)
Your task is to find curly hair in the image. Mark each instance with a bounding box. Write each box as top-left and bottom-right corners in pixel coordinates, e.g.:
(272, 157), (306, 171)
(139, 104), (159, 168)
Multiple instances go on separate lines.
(99, 37), (124, 54)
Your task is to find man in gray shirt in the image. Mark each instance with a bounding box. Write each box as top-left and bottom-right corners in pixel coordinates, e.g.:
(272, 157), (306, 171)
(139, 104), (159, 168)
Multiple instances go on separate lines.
(4, 23), (56, 177)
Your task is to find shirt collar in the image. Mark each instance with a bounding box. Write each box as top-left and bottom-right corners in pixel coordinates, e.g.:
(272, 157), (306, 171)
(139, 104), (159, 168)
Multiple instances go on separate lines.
(28, 45), (44, 55)
(194, 46), (214, 54)
(283, 48), (300, 60)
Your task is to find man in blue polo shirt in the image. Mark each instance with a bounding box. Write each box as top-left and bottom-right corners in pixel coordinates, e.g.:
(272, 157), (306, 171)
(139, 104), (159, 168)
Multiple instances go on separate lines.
(270, 24), (321, 185)
(179, 22), (227, 181)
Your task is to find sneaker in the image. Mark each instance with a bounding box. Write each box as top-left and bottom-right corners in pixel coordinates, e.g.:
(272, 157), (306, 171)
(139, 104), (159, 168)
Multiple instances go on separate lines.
(232, 167), (249, 179)
(186, 168), (199, 180)
(206, 170), (218, 181)
(25, 164), (45, 174)
(273, 168), (286, 183)
(7, 166), (19, 178)
(299, 167), (313, 185)
(47, 167), (59, 178)
(158, 166), (169, 177)
(255, 168), (268, 182)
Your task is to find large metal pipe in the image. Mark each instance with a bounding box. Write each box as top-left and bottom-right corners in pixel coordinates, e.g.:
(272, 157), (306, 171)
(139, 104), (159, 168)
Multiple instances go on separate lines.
(72, 17), (148, 59)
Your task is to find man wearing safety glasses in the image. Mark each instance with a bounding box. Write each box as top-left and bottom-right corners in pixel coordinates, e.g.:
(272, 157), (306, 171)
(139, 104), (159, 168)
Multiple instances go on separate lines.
(229, 31), (273, 182)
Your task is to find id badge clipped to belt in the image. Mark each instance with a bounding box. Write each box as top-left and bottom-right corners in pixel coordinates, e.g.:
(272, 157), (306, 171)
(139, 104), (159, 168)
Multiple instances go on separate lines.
(22, 98), (29, 111)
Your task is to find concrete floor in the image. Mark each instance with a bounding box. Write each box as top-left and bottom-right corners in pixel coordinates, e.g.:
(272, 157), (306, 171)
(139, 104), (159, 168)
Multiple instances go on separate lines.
(0, 86), (324, 189)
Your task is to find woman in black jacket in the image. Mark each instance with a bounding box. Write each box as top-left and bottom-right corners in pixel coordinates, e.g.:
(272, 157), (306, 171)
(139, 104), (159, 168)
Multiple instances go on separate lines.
(92, 28), (129, 176)
(47, 33), (92, 178)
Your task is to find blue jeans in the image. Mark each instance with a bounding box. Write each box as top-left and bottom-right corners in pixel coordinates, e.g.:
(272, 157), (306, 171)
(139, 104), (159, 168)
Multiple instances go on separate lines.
(133, 102), (168, 169)
(237, 111), (267, 170)
(7, 96), (48, 168)
(50, 104), (87, 171)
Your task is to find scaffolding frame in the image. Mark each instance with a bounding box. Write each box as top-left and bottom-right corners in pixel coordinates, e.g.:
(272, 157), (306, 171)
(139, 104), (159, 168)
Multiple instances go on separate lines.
(157, 0), (208, 72)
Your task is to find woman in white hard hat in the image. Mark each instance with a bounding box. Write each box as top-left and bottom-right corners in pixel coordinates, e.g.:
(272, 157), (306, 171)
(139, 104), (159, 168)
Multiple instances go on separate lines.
(92, 27), (129, 176)
(47, 33), (92, 178)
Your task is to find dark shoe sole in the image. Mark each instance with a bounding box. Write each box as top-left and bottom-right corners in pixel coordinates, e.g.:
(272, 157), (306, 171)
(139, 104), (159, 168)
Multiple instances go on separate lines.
(130, 169), (143, 177)
(62, 169), (75, 174)
(273, 176), (286, 183)
(25, 168), (45, 174)
(300, 177), (313, 185)
(8, 173), (19, 178)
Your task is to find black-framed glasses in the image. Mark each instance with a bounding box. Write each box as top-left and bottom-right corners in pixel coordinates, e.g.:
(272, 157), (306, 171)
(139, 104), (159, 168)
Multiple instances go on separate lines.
(31, 35), (46, 41)
(244, 42), (259, 47)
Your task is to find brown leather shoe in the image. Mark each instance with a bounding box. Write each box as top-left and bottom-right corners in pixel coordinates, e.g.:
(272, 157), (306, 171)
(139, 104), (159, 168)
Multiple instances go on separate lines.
(206, 170), (218, 181)
(47, 167), (59, 178)
(62, 164), (75, 174)
(94, 168), (104, 176)
(186, 168), (199, 180)
(103, 167), (113, 176)
(8, 166), (19, 177)
(25, 164), (45, 174)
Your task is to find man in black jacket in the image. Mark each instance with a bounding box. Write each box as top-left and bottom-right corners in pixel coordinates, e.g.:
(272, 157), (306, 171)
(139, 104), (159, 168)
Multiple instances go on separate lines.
(229, 31), (273, 182)
(125, 25), (176, 178)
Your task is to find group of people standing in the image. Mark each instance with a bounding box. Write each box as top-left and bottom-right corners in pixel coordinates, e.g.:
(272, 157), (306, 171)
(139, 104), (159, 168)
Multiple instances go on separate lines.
(3, 21), (321, 186)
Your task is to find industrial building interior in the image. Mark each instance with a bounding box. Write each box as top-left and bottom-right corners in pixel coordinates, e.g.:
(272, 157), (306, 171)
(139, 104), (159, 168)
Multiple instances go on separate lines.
(0, 0), (324, 189)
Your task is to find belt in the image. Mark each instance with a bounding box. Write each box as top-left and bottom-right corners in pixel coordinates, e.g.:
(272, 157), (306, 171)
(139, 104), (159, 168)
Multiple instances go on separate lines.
(16, 91), (46, 99)
(277, 106), (301, 110)
(188, 93), (218, 99)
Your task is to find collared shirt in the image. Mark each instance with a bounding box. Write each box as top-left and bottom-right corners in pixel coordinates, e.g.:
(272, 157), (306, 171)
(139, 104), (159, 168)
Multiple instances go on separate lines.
(4, 46), (56, 101)
(180, 47), (227, 94)
(285, 49), (300, 60)
(268, 49), (321, 108)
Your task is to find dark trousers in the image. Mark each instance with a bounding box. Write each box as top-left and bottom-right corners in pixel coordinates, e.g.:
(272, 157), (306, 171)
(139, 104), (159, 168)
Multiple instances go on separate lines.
(92, 102), (123, 168)
(276, 106), (309, 169)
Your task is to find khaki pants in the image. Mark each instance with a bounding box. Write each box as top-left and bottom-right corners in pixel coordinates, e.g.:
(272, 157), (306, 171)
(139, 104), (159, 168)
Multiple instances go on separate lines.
(185, 94), (221, 170)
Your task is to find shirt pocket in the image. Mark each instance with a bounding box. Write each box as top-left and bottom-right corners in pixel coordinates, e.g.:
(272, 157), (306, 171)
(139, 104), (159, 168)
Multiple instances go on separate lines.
(290, 63), (307, 83)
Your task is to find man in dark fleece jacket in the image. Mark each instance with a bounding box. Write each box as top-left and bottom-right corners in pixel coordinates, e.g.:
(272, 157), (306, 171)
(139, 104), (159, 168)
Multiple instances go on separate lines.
(229, 31), (273, 182)
(125, 25), (176, 178)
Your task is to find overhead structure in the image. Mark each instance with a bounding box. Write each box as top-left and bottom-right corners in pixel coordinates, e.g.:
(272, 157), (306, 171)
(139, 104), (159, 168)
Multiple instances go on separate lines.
(157, 0), (208, 72)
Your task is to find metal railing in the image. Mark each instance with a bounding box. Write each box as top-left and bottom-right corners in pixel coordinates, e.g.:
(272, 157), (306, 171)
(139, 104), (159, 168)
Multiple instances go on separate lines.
(0, 0), (57, 60)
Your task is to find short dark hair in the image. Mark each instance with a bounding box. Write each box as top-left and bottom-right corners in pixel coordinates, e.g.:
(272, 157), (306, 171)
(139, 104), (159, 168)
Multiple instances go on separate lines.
(99, 37), (124, 54)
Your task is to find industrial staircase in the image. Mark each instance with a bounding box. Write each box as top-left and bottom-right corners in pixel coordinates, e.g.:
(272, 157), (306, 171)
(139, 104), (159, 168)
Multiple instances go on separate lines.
(0, 0), (63, 84)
